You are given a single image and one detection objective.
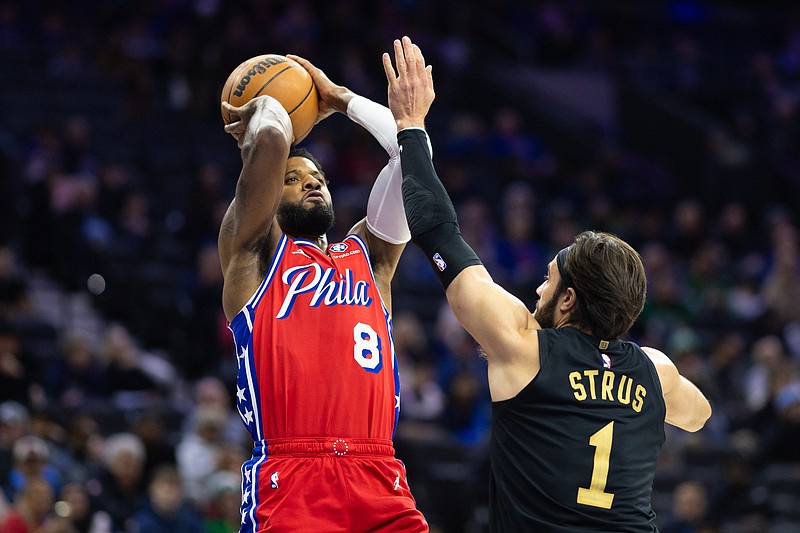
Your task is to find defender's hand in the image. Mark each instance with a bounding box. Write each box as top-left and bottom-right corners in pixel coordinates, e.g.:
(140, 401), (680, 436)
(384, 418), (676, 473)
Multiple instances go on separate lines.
(382, 36), (435, 131)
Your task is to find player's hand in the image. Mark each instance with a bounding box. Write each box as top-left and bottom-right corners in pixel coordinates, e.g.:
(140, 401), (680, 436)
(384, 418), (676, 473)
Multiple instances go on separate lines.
(383, 36), (435, 131)
(222, 95), (293, 147)
(287, 54), (352, 123)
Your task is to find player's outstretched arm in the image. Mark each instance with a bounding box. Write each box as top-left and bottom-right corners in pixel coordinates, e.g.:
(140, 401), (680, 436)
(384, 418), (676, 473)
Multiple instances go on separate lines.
(385, 37), (537, 399)
(641, 346), (712, 432)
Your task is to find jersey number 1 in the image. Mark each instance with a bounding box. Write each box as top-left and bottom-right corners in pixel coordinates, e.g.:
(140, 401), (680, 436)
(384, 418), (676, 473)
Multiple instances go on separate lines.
(577, 421), (615, 509)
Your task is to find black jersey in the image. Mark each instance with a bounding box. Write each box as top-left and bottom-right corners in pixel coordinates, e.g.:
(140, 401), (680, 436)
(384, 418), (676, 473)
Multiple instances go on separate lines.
(489, 327), (666, 532)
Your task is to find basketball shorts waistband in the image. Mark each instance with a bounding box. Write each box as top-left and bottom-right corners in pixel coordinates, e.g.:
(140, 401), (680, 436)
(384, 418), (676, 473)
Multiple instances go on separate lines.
(253, 437), (396, 457)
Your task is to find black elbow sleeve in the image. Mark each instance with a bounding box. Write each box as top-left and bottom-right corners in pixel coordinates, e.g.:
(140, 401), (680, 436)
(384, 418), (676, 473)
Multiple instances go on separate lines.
(398, 129), (482, 289)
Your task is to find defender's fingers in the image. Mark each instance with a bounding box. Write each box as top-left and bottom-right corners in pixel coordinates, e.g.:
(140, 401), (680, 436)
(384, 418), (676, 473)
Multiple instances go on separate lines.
(412, 44), (427, 74)
(393, 39), (406, 76)
(402, 36), (417, 73)
(382, 52), (397, 82)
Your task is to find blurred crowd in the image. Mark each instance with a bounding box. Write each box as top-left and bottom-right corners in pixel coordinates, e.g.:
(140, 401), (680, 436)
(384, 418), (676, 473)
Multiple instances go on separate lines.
(2, 1), (800, 532)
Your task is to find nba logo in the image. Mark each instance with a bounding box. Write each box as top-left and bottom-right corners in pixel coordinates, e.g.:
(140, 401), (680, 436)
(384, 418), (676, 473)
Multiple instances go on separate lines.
(601, 354), (612, 369)
(330, 243), (348, 253)
(270, 471), (279, 489)
(433, 253), (447, 271)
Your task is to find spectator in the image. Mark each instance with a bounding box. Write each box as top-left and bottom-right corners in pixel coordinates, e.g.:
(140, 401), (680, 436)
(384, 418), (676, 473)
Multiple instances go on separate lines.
(87, 432), (147, 532)
(129, 465), (204, 533)
(43, 332), (107, 409)
(0, 475), (64, 533)
(3, 435), (62, 504)
(762, 380), (800, 463)
(57, 482), (112, 533)
(175, 406), (229, 505)
(129, 412), (176, 479)
(182, 376), (243, 445)
(661, 480), (712, 533)
(59, 414), (103, 485)
(101, 324), (170, 410)
(0, 401), (30, 484)
(202, 470), (241, 533)
(0, 324), (36, 406)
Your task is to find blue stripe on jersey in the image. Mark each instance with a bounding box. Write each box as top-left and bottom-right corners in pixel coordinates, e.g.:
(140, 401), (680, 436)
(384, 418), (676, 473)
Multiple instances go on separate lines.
(229, 235), (289, 445)
(248, 234), (289, 311)
(240, 442), (269, 532)
(345, 234), (402, 436)
(388, 313), (401, 439)
(229, 236), (290, 533)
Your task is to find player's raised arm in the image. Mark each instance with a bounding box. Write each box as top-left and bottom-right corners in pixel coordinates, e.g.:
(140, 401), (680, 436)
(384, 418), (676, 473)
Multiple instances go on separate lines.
(385, 37), (538, 396)
(218, 95), (292, 319)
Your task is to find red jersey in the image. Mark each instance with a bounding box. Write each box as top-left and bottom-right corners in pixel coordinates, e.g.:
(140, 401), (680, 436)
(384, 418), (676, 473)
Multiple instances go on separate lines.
(228, 233), (401, 443)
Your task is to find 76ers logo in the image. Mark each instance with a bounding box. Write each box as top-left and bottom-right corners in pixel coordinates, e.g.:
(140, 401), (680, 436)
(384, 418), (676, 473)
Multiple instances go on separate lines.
(329, 243), (348, 253)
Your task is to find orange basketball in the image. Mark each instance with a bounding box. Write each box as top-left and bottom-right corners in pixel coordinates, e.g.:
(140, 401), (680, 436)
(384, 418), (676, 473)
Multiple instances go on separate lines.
(221, 54), (318, 143)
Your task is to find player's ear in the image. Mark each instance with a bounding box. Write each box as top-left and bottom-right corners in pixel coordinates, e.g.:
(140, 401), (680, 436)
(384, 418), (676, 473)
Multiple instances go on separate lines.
(560, 287), (578, 313)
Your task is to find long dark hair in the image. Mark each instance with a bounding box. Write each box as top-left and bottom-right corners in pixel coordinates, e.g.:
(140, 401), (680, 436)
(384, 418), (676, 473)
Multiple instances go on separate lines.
(558, 231), (647, 339)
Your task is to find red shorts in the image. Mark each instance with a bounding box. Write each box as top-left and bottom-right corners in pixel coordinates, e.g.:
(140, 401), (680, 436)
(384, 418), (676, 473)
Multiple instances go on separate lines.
(240, 438), (429, 533)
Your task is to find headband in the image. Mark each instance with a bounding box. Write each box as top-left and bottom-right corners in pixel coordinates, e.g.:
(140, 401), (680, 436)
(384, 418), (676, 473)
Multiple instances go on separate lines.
(556, 246), (575, 289)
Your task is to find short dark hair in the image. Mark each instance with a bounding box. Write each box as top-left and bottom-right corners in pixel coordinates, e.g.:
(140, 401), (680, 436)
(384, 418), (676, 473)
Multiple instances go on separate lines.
(559, 231), (647, 339)
(289, 147), (326, 182)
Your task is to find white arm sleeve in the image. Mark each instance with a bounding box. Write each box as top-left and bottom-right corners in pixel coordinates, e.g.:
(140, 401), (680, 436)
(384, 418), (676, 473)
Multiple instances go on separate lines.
(347, 95), (433, 245)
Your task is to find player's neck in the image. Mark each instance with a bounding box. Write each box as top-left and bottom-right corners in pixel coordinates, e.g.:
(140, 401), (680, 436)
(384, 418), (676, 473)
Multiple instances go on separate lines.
(289, 232), (328, 251)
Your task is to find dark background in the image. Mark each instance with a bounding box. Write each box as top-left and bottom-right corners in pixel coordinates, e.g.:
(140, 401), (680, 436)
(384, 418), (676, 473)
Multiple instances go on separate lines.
(1, 1), (800, 532)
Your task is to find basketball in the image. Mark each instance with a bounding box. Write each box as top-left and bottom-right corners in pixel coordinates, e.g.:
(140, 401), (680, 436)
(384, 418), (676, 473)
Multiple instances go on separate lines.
(221, 54), (319, 143)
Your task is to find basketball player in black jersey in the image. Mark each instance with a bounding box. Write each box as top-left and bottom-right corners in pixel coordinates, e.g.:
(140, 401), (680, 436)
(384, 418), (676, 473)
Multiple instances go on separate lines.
(383, 37), (712, 532)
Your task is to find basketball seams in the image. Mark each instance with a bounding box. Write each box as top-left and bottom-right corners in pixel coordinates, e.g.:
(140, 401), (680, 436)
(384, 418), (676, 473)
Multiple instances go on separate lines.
(251, 64), (299, 103)
(288, 82), (316, 139)
(222, 56), (264, 124)
(221, 54), (318, 140)
(287, 81), (314, 115)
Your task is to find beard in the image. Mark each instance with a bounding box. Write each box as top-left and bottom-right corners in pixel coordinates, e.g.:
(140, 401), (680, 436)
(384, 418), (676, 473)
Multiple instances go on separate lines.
(534, 294), (558, 329)
(276, 199), (335, 237)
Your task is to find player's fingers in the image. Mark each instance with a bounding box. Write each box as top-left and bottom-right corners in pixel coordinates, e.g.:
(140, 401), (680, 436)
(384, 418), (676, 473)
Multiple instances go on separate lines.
(393, 39), (406, 76)
(287, 54), (324, 78)
(425, 64), (433, 87)
(224, 122), (242, 134)
(222, 101), (243, 116)
(402, 36), (417, 75)
(412, 44), (427, 77)
(285, 53), (307, 66)
(382, 52), (397, 83)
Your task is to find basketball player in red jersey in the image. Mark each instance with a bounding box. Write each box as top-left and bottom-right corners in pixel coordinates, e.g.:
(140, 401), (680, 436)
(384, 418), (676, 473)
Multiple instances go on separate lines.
(217, 55), (429, 532)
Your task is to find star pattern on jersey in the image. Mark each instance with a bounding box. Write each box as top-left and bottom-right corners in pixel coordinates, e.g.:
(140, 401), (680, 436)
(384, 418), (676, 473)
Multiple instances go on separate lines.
(240, 466), (252, 525)
(395, 395), (400, 409)
(235, 342), (255, 432)
(237, 344), (249, 367)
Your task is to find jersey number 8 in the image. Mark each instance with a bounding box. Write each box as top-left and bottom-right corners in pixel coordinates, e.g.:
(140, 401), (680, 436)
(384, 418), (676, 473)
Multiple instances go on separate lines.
(353, 322), (383, 373)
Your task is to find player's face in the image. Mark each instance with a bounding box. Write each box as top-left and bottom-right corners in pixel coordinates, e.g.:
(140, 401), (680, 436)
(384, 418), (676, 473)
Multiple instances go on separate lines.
(277, 157), (335, 237)
(533, 258), (561, 328)
(282, 157), (332, 208)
